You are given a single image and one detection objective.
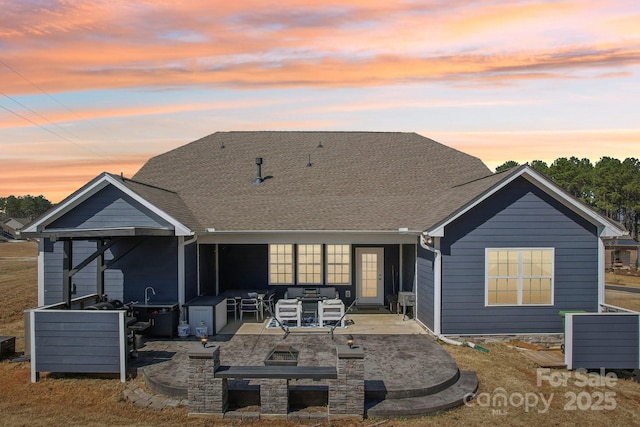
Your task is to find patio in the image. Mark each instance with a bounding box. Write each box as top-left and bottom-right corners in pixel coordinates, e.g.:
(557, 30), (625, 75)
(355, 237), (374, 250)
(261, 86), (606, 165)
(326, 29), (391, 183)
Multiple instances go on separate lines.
(129, 313), (479, 419)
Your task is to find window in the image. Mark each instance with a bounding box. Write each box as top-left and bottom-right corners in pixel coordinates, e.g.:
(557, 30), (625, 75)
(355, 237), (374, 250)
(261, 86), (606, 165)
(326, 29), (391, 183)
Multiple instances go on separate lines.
(326, 244), (351, 285)
(486, 248), (553, 306)
(269, 244), (293, 285)
(297, 244), (322, 284)
(269, 243), (351, 285)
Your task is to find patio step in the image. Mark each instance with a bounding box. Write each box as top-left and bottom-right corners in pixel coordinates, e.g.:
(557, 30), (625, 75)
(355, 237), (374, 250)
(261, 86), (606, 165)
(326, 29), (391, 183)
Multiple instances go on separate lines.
(365, 370), (478, 418)
(365, 368), (460, 400)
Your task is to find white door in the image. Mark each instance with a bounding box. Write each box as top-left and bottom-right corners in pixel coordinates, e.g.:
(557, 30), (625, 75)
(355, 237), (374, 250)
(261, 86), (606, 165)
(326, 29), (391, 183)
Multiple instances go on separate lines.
(356, 248), (384, 305)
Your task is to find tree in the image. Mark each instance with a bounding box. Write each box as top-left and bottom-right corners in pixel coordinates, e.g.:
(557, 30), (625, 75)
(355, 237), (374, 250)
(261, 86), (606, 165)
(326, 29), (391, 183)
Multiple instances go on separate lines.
(1, 195), (53, 219)
(547, 157), (593, 203)
(495, 160), (520, 173)
(530, 160), (549, 176)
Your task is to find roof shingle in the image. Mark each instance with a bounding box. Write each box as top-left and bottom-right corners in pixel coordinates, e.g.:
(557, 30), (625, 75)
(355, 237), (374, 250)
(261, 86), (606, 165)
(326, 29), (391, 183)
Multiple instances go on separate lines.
(132, 131), (493, 232)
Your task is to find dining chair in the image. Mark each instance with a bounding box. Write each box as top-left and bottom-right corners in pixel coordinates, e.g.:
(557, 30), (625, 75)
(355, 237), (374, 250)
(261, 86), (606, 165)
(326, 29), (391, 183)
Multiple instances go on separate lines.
(226, 298), (238, 321)
(240, 297), (262, 322)
(264, 290), (276, 317)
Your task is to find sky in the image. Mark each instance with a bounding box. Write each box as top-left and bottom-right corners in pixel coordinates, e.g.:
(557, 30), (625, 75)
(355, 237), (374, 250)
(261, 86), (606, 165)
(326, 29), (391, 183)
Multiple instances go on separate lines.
(1, 0), (639, 203)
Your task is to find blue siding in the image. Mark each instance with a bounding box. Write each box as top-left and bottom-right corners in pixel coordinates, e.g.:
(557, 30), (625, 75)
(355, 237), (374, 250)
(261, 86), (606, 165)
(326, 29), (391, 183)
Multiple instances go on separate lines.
(441, 177), (599, 334)
(416, 244), (435, 331)
(49, 185), (171, 230)
(43, 237), (178, 305)
(33, 310), (124, 374)
(570, 314), (639, 369)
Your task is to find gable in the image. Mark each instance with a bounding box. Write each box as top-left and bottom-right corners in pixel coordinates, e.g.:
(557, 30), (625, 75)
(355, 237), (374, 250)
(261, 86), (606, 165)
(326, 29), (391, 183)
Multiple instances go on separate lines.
(22, 173), (193, 238)
(426, 165), (627, 239)
(48, 184), (173, 231)
(443, 176), (598, 249)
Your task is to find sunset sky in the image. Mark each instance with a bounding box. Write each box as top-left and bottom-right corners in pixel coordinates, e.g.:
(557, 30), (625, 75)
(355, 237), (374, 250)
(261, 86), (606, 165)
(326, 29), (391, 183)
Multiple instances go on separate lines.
(1, 0), (639, 203)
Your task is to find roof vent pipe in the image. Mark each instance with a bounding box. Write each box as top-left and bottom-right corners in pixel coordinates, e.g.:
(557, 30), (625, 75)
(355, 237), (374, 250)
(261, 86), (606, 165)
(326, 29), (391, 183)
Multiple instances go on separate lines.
(254, 157), (264, 185)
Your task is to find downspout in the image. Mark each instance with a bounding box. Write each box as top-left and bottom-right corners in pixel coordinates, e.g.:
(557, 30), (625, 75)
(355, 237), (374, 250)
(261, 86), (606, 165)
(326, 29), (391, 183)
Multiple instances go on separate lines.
(420, 234), (488, 353)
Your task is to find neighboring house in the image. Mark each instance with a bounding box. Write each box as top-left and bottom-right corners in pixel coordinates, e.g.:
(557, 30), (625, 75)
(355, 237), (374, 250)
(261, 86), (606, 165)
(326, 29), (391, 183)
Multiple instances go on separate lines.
(23, 131), (627, 337)
(1, 217), (28, 240)
(604, 237), (639, 270)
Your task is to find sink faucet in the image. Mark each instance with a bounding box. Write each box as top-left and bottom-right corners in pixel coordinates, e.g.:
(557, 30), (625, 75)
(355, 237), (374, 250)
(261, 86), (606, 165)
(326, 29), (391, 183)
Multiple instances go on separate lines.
(145, 286), (156, 305)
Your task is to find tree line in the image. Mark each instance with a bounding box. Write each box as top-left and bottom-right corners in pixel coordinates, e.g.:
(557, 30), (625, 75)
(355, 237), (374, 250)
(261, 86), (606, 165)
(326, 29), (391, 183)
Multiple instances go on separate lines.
(0, 195), (53, 221)
(496, 157), (640, 239)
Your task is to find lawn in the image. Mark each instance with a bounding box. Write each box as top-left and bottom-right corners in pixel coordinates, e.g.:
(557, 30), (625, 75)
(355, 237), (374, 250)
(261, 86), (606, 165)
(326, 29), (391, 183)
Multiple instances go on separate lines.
(1, 241), (640, 426)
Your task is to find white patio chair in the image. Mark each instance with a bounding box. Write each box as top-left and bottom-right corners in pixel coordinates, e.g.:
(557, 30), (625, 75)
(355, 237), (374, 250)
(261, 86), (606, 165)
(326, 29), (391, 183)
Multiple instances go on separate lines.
(240, 297), (262, 322)
(318, 299), (345, 328)
(226, 298), (238, 321)
(275, 299), (302, 327)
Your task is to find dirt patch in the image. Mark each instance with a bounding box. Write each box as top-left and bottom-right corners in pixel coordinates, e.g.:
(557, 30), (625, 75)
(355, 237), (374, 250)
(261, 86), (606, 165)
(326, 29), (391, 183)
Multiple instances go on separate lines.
(1, 242), (640, 426)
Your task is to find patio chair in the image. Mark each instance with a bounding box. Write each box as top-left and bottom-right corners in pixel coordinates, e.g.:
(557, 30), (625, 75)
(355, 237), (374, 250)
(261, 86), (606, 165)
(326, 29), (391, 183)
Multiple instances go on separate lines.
(318, 299), (345, 328)
(240, 297), (262, 322)
(264, 290), (276, 317)
(226, 298), (238, 321)
(275, 299), (302, 327)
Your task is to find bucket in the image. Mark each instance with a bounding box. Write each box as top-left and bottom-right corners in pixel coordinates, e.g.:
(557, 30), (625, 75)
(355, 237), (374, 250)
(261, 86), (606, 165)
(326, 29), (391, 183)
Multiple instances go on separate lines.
(177, 322), (190, 337)
(195, 320), (208, 337)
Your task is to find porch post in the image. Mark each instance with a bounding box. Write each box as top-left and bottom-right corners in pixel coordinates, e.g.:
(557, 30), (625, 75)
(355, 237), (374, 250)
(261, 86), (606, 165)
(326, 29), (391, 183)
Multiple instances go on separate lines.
(62, 240), (73, 308)
(96, 239), (105, 297)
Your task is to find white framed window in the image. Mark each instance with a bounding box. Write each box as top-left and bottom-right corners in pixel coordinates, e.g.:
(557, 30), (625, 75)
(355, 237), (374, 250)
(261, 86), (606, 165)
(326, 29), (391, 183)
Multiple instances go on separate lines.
(269, 244), (293, 285)
(326, 244), (351, 285)
(485, 248), (554, 306)
(297, 244), (322, 284)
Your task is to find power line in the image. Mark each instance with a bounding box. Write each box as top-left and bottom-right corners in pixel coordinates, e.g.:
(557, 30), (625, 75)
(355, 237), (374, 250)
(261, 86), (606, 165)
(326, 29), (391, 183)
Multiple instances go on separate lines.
(0, 59), (138, 175)
(0, 90), (83, 141)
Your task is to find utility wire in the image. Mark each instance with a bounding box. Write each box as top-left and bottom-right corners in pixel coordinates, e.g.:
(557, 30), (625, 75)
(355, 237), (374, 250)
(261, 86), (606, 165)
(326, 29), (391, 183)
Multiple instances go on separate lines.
(0, 90), (83, 141)
(0, 59), (138, 175)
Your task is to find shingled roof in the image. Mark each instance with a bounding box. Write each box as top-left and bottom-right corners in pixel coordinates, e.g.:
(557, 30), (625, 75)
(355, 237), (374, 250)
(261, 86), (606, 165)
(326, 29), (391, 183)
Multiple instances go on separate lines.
(132, 131), (494, 232)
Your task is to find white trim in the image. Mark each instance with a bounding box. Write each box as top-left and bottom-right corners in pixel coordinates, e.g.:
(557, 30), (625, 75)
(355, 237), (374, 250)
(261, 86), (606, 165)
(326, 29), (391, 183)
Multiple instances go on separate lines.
(268, 243), (294, 286)
(199, 232), (417, 245)
(30, 310), (37, 382)
(23, 173), (193, 236)
(565, 312), (573, 370)
(484, 247), (555, 307)
(178, 236), (185, 307)
(426, 166), (627, 238)
(325, 244), (352, 286)
(433, 238), (442, 335)
(355, 247), (385, 305)
(37, 240), (45, 307)
(119, 311), (127, 382)
(598, 238), (605, 310)
(22, 178), (111, 233)
(296, 243), (323, 285)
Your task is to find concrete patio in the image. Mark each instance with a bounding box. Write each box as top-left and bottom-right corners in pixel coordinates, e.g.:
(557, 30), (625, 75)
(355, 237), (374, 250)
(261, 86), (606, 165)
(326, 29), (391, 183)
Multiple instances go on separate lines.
(128, 313), (478, 419)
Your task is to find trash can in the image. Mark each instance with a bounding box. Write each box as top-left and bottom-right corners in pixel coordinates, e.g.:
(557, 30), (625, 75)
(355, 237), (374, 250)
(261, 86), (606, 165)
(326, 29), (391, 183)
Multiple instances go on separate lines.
(559, 310), (587, 327)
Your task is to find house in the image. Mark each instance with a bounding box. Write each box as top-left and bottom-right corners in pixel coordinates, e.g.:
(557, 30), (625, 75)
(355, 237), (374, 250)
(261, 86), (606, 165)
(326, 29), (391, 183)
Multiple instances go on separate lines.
(1, 217), (29, 240)
(604, 236), (639, 270)
(23, 131), (627, 341)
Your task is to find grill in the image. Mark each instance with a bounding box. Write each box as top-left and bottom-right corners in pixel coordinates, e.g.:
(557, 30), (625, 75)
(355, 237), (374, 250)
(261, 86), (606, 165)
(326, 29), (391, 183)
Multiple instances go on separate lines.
(398, 291), (416, 320)
(264, 345), (299, 366)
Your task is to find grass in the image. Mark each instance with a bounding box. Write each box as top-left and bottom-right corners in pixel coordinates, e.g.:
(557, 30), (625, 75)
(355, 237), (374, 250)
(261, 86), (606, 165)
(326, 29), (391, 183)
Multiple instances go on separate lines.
(1, 241), (640, 426)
